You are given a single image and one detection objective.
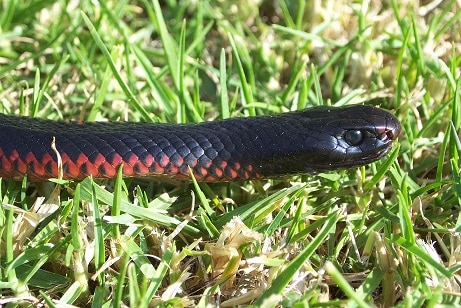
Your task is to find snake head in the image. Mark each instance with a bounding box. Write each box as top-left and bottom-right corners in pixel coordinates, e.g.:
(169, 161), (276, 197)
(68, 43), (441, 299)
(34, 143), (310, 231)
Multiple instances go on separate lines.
(303, 105), (401, 172)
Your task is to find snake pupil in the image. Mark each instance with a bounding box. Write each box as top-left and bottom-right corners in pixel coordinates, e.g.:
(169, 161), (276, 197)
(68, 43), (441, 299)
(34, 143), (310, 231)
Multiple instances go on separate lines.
(344, 130), (364, 146)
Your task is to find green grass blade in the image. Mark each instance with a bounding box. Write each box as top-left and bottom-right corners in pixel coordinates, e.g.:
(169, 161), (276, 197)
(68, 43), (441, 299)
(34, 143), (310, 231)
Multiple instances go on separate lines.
(255, 211), (340, 305)
(81, 12), (151, 121)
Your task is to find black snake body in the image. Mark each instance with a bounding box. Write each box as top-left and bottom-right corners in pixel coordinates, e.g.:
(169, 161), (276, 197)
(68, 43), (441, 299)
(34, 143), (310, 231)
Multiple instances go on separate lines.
(0, 105), (401, 181)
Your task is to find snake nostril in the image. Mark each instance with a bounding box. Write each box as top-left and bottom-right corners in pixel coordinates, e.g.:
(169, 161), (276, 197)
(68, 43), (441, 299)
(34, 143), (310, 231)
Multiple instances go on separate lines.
(381, 130), (391, 141)
(386, 125), (401, 141)
(387, 118), (402, 141)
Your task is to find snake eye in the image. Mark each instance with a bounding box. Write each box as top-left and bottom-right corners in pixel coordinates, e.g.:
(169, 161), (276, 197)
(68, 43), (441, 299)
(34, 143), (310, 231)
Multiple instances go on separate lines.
(344, 130), (364, 146)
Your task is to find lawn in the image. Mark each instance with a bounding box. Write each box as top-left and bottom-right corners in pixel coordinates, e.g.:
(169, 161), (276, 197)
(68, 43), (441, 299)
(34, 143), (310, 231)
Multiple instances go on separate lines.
(1, 0), (460, 306)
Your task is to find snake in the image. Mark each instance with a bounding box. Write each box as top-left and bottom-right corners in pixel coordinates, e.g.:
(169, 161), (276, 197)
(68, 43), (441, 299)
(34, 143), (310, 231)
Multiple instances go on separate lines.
(0, 105), (401, 182)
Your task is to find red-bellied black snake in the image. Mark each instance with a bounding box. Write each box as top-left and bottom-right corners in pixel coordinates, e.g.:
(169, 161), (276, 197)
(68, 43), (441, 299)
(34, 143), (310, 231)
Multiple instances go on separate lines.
(0, 105), (401, 182)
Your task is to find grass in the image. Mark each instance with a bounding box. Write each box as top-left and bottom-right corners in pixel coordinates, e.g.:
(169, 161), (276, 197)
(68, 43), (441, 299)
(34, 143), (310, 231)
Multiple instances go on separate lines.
(1, 0), (460, 306)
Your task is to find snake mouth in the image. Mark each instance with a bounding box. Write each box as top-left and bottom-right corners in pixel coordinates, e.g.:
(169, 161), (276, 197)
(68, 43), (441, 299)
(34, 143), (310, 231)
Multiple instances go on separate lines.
(360, 128), (397, 163)
(362, 121), (400, 162)
(304, 148), (392, 173)
(345, 125), (398, 167)
(353, 124), (400, 166)
(361, 144), (391, 163)
(307, 133), (396, 173)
